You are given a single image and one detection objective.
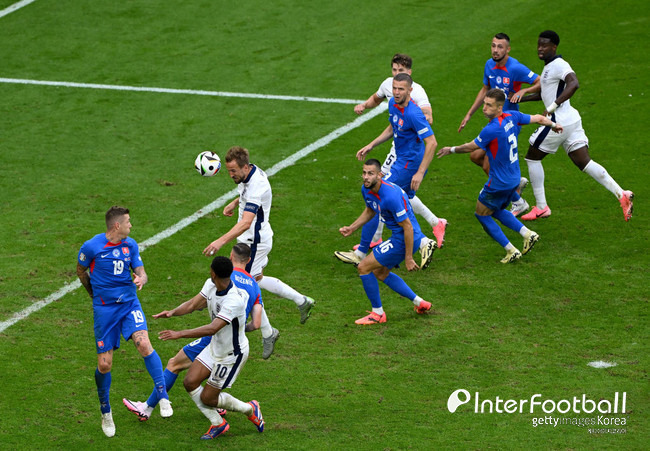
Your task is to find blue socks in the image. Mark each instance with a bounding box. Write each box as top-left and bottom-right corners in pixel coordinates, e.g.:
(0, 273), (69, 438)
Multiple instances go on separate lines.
(147, 368), (178, 407)
(493, 209), (525, 233)
(95, 368), (112, 414)
(475, 213), (510, 247)
(360, 273), (382, 308)
(382, 272), (416, 301)
(144, 350), (169, 402)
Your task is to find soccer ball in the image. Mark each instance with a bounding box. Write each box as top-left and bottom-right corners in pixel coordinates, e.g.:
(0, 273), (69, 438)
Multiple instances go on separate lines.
(195, 151), (221, 177)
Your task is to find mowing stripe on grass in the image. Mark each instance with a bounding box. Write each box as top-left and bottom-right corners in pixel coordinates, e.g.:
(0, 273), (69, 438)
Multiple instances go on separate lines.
(0, 77), (364, 105)
(0, 103), (387, 334)
(0, 0), (37, 19)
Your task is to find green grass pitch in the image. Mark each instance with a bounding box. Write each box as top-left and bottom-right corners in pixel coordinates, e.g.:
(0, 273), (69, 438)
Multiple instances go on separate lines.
(0, 0), (647, 449)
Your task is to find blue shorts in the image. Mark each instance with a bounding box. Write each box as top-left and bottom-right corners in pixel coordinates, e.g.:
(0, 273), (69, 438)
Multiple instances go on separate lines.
(478, 185), (518, 211)
(93, 300), (147, 353)
(182, 336), (212, 361)
(372, 235), (423, 269)
(384, 163), (424, 199)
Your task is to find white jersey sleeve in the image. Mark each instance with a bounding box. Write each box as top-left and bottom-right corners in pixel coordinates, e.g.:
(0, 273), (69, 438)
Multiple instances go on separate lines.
(541, 58), (581, 125)
(410, 82), (431, 109)
(376, 77), (393, 99)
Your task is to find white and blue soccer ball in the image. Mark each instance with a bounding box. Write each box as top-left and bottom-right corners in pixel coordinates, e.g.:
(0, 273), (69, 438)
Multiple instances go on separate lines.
(194, 151), (221, 177)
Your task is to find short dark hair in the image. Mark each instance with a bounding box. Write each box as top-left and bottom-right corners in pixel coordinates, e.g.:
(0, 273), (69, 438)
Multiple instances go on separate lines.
(225, 146), (250, 168)
(211, 256), (233, 279)
(485, 88), (506, 105)
(364, 159), (382, 171)
(394, 72), (413, 87)
(391, 53), (412, 69)
(231, 243), (251, 263)
(494, 33), (510, 43)
(105, 206), (129, 228)
(539, 30), (560, 46)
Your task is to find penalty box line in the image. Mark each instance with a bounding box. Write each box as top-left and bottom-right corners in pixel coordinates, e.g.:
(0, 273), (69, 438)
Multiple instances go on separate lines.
(0, 103), (388, 334)
(0, 77), (364, 105)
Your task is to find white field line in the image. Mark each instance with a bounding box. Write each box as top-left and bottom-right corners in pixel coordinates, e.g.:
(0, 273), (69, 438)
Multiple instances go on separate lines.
(0, 103), (387, 334)
(0, 0), (37, 19)
(0, 78), (364, 105)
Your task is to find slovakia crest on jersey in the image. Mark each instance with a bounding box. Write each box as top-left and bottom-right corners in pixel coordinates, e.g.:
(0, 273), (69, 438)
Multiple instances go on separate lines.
(504, 77), (510, 85)
(122, 247), (130, 256)
(398, 118), (404, 128)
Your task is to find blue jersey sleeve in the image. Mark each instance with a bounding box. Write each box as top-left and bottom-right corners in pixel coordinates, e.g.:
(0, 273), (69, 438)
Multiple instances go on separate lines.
(410, 105), (434, 140)
(474, 123), (496, 152)
(78, 240), (94, 268)
(512, 110), (532, 126)
(511, 60), (538, 85)
(127, 238), (144, 269)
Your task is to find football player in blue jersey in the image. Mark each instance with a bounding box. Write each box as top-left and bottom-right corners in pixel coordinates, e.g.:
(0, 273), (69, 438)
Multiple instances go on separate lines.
(336, 73), (438, 269)
(339, 159), (433, 325)
(122, 243), (271, 422)
(76, 206), (171, 437)
(439, 89), (562, 263)
(459, 33), (541, 217)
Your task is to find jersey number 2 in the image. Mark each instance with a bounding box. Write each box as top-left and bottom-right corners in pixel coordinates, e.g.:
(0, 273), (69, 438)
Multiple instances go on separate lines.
(507, 133), (518, 164)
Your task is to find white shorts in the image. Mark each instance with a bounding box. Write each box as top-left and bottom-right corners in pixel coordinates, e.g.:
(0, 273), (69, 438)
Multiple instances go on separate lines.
(528, 120), (589, 154)
(381, 142), (397, 174)
(238, 236), (271, 278)
(196, 346), (249, 389)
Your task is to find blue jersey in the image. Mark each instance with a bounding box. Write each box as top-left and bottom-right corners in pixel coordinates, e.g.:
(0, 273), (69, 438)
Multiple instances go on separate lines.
(78, 233), (143, 306)
(474, 111), (531, 190)
(231, 267), (262, 319)
(483, 56), (538, 111)
(362, 180), (424, 242)
(388, 98), (434, 168)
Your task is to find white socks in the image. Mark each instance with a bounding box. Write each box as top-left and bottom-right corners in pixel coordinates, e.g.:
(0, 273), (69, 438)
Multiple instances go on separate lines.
(526, 159), (547, 209)
(582, 160), (623, 199)
(257, 276), (303, 306)
(218, 392), (253, 416)
(189, 387), (224, 426)
(259, 308), (273, 339)
(410, 195), (439, 227)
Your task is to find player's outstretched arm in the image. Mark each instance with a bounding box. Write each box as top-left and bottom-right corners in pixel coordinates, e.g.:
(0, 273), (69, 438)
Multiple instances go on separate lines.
(459, 85), (489, 132)
(511, 77), (541, 104)
(437, 140), (481, 158)
(153, 293), (208, 319)
(159, 317), (227, 341)
(340, 207), (376, 237)
(529, 114), (563, 133)
(356, 125), (393, 160)
(354, 93), (383, 115)
(203, 211), (255, 256)
(76, 263), (93, 297)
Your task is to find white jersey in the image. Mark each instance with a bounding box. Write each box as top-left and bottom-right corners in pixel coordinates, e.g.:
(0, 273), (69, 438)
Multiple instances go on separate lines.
(199, 278), (249, 360)
(540, 57), (581, 126)
(377, 77), (431, 109)
(237, 164), (274, 244)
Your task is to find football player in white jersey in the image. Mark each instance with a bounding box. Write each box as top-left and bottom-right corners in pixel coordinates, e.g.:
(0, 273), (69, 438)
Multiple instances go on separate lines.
(203, 146), (315, 322)
(521, 30), (634, 221)
(157, 256), (264, 440)
(352, 53), (448, 248)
